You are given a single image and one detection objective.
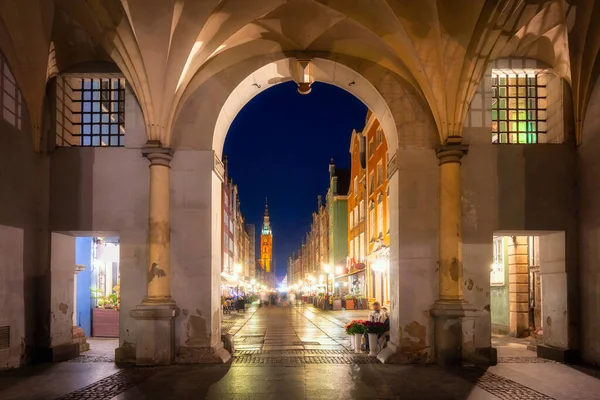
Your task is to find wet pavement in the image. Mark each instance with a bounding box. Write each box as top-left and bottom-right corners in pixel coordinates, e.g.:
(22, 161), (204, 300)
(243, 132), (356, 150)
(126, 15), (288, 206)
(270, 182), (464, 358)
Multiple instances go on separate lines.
(2, 304), (600, 399)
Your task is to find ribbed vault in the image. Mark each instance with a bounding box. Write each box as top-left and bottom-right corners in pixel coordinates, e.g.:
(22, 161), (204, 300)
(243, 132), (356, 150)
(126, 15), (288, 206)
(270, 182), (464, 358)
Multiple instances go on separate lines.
(0, 0), (599, 149)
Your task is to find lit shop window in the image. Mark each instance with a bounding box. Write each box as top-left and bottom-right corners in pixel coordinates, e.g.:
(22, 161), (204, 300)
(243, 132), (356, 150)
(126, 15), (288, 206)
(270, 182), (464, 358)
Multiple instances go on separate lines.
(492, 71), (547, 144)
(0, 53), (22, 130)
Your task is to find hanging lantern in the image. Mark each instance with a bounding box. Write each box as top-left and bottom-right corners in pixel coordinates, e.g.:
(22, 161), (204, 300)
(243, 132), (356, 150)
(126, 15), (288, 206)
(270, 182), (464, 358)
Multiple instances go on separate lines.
(296, 59), (313, 95)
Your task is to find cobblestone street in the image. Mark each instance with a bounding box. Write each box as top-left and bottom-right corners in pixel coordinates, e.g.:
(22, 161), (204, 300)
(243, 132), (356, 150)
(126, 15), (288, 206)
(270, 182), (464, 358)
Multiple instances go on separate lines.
(2, 305), (600, 399)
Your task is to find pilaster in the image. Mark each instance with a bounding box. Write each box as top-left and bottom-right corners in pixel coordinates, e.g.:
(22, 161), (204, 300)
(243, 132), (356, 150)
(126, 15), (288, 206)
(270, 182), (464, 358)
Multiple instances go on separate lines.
(130, 142), (179, 366)
(431, 136), (482, 366)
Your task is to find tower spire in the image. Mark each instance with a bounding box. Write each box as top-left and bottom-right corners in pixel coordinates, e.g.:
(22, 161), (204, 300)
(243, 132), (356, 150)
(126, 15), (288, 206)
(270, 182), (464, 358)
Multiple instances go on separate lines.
(262, 197), (271, 235)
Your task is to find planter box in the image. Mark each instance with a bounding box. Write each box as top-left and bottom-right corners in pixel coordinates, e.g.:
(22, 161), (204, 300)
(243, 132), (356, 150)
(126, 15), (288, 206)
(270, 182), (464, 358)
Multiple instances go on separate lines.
(345, 299), (355, 310)
(92, 308), (119, 338)
(332, 299), (342, 310)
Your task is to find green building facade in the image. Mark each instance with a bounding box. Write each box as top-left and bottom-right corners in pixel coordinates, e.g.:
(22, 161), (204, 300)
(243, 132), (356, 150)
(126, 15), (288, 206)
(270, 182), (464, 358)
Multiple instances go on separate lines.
(326, 161), (350, 267)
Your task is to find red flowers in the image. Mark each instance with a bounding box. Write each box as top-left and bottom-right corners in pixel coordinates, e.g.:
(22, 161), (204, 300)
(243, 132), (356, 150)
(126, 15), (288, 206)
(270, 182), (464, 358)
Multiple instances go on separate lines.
(345, 320), (370, 334)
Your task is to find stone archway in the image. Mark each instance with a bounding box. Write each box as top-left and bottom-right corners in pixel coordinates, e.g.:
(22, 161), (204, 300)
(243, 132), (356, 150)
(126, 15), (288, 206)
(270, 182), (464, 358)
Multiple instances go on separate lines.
(166, 52), (441, 364)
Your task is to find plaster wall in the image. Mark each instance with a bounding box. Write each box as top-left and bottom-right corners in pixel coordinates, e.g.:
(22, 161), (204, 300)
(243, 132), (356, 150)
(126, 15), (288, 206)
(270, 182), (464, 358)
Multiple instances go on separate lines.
(578, 73), (600, 365)
(539, 232), (568, 349)
(169, 150), (223, 359)
(490, 238), (510, 334)
(388, 149), (438, 362)
(49, 233), (75, 347)
(462, 69), (577, 354)
(0, 225), (25, 369)
(48, 86), (149, 357)
(0, 104), (43, 364)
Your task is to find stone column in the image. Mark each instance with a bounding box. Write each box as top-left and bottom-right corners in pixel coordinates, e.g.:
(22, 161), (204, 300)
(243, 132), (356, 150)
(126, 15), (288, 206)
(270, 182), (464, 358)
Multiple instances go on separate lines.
(144, 147), (173, 304)
(430, 137), (481, 366)
(508, 236), (529, 337)
(130, 142), (179, 366)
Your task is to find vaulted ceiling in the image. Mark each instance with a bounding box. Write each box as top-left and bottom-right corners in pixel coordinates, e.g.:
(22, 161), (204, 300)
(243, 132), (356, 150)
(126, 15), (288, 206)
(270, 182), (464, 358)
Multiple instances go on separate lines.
(0, 0), (599, 149)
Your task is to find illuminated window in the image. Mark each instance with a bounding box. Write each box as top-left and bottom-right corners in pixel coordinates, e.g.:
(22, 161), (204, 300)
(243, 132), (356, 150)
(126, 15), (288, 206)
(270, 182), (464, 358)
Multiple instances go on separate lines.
(349, 210), (354, 228)
(369, 172), (374, 194)
(377, 162), (383, 187)
(0, 53), (22, 130)
(376, 129), (383, 146)
(492, 72), (547, 144)
(377, 200), (383, 238)
(369, 139), (374, 158)
(369, 201), (375, 241)
(359, 200), (364, 221)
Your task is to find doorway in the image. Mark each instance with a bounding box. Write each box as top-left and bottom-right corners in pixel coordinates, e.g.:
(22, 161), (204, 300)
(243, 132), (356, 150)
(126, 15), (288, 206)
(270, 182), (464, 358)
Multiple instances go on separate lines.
(54, 233), (121, 360)
(491, 231), (569, 359)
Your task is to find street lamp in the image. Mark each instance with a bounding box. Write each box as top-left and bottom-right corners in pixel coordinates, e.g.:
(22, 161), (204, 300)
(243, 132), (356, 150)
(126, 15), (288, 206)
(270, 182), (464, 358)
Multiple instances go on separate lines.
(323, 264), (332, 296)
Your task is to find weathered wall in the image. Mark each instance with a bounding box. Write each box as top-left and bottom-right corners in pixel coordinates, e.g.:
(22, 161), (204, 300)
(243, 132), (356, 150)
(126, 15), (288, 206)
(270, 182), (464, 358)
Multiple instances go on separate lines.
(490, 238), (509, 334)
(0, 225), (25, 369)
(388, 148), (438, 362)
(169, 150), (227, 362)
(48, 88), (149, 360)
(462, 67), (577, 356)
(539, 232), (568, 349)
(49, 233), (75, 347)
(578, 74), (600, 365)
(0, 103), (43, 365)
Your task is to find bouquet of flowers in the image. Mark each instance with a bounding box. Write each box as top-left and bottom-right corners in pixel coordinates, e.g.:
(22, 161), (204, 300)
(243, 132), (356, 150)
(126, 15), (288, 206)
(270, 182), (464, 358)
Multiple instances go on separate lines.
(363, 321), (387, 334)
(345, 320), (367, 335)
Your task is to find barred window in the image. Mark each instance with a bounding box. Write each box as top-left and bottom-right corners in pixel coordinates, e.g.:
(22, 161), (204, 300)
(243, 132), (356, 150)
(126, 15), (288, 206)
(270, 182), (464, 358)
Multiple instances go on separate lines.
(0, 53), (22, 130)
(57, 76), (126, 147)
(74, 78), (125, 146)
(492, 72), (547, 144)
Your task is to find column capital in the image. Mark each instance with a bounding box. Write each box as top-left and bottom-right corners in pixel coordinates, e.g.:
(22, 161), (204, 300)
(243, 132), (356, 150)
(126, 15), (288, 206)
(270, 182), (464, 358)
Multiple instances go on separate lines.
(436, 136), (468, 165)
(142, 141), (173, 167)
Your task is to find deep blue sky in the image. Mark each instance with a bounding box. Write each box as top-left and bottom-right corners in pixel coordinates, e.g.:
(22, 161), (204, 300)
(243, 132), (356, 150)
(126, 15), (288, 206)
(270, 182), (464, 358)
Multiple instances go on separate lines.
(223, 81), (367, 278)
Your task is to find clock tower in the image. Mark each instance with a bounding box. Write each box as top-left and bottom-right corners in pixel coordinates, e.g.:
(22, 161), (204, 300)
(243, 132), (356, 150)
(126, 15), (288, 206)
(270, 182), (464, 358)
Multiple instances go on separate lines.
(260, 199), (273, 273)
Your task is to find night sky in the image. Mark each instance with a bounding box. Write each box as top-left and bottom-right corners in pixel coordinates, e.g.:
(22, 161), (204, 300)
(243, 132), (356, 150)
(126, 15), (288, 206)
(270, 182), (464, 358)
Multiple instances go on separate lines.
(223, 81), (368, 279)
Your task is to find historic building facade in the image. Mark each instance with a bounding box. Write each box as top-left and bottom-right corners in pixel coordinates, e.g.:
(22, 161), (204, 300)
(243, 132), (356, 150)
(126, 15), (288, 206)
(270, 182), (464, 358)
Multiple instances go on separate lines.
(2, 0), (600, 369)
(344, 112), (390, 303)
(259, 201), (273, 274)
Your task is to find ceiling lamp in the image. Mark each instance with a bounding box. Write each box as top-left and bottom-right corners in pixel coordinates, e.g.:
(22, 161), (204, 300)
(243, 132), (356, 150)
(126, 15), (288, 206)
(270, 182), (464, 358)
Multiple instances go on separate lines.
(295, 59), (313, 95)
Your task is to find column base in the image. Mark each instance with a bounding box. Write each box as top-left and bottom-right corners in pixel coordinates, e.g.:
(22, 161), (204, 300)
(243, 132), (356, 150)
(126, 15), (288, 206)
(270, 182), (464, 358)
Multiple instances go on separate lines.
(37, 342), (80, 362)
(176, 342), (232, 364)
(130, 303), (179, 366)
(537, 344), (579, 364)
(431, 300), (482, 366)
(377, 341), (431, 364)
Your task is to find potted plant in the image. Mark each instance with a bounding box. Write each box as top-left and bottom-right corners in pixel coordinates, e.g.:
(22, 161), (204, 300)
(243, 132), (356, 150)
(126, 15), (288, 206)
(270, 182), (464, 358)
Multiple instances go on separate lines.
(364, 321), (387, 356)
(91, 282), (120, 337)
(345, 320), (366, 353)
(332, 295), (342, 310)
(344, 294), (355, 310)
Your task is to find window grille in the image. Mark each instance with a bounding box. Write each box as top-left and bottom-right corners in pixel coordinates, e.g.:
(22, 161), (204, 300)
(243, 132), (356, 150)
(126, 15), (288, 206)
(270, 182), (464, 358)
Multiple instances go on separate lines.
(71, 78), (126, 146)
(492, 72), (547, 144)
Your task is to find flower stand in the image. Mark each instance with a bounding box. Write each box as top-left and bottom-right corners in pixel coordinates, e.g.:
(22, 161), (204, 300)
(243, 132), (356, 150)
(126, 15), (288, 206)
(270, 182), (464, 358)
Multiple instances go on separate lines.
(368, 333), (378, 357)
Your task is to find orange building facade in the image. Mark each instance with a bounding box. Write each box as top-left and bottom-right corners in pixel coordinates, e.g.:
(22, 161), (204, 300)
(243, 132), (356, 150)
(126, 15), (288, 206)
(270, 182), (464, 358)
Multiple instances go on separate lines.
(347, 111), (390, 304)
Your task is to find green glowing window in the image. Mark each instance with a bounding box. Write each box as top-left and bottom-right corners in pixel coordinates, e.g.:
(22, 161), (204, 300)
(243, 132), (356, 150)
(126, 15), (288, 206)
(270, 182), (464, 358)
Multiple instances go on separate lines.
(491, 72), (547, 144)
